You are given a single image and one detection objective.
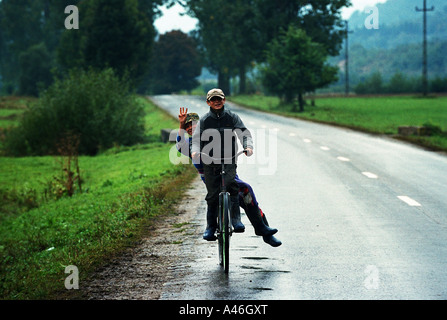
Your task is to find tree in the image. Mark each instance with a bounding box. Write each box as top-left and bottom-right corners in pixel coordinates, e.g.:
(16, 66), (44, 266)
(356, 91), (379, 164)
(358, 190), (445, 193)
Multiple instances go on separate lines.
(254, 0), (349, 55)
(0, 0), (45, 93)
(185, 0), (238, 94)
(185, 0), (350, 94)
(0, 0), (82, 94)
(387, 72), (413, 94)
(431, 76), (447, 93)
(262, 26), (338, 112)
(297, 0), (350, 56)
(354, 72), (384, 94)
(18, 43), (53, 96)
(150, 30), (202, 94)
(0, 0), (169, 93)
(58, 0), (155, 87)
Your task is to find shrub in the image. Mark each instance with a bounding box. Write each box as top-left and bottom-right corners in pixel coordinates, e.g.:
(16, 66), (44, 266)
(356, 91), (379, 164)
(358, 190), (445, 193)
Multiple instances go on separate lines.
(2, 68), (145, 156)
(430, 77), (447, 93)
(354, 72), (384, 94)
(422, 123), (444, 136)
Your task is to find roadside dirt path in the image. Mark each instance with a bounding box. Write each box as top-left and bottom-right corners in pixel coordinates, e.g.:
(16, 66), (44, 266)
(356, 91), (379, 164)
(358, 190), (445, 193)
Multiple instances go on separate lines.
(79, 176), (205, 300)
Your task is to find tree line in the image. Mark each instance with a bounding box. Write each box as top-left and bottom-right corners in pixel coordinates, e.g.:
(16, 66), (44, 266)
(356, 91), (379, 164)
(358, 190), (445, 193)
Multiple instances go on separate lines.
(1, 2), (358, 123)
(354, 72), (447, 95)
(185, 0), (349, 110)
(0, 0), (168, 96)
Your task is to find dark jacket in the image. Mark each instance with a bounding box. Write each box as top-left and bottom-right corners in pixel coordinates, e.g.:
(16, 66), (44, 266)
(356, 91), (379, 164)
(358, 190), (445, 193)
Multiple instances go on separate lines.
(191, 106), (253, 163)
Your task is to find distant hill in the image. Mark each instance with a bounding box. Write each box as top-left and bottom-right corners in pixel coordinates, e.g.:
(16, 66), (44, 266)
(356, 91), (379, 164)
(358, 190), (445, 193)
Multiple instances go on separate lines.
(349, 0), (446, 29)
(348, 0), (447, 49)
(327, 0), (447, 91)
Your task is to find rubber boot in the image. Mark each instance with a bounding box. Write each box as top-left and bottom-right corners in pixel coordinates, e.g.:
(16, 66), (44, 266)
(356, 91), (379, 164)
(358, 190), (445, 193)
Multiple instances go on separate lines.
(230, 195), (245, 233)
(203, 205), (217, 241)
(263, 235), (282, 247)
(261, 214), (282, 247)
(245, 206), (277, 237)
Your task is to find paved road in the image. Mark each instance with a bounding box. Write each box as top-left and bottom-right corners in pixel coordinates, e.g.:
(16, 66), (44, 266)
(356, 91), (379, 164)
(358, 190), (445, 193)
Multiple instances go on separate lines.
(150, 94), (447, 300)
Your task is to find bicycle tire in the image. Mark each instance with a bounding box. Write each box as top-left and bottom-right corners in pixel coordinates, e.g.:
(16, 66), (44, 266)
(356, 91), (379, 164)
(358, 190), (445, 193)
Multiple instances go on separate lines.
(218, 192), (231, 273)
(218, 193), (224, 266)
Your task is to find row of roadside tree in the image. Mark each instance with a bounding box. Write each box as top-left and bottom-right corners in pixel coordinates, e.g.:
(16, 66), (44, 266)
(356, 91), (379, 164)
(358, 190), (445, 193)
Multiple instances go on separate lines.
(1, 0), (351, 111)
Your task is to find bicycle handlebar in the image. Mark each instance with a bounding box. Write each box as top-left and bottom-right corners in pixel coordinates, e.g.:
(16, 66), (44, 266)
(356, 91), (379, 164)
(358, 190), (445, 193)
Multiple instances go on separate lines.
(196, 150), (247, 162)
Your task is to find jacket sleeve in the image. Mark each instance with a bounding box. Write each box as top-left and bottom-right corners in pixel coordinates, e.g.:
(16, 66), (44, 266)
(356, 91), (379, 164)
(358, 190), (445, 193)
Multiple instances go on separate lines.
(176, 129), (190, 157)
(233, 113), (254, 150)
(190, 119), (202, 158)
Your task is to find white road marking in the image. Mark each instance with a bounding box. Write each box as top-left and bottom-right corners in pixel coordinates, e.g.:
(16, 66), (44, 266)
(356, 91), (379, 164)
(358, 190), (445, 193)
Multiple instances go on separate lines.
(337, 156), (350, 162)
(320, 146), (330, 151)
(303, 139), (311, 143)
(289, 133), (296, 137)
(362, 172), (378, 179)
(398, 196), (422, 207)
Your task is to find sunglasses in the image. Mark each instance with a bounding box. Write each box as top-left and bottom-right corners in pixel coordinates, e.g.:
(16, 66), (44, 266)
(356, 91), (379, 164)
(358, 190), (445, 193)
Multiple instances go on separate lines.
(209, 97), (223, 102)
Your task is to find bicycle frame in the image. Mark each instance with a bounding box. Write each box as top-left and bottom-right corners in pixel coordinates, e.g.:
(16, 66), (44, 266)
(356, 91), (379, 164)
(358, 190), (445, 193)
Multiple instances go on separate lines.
(197, 150), (246, 193)
(198, 150), (246, 273)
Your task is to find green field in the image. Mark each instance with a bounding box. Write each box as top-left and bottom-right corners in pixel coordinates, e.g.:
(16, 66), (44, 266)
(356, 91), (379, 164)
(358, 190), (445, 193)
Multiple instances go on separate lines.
(229, 95), (447, 151)
(0, 97), (194, 299)
(0, 97), (33, 129)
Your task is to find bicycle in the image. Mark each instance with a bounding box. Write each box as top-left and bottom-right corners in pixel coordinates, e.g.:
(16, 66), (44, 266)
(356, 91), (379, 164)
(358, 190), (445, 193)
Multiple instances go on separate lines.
(198, 150), (246, 273)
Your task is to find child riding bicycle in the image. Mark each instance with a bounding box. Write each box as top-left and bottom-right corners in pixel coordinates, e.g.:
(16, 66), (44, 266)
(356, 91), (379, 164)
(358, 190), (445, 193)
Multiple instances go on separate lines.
(177, 89), (281, 247)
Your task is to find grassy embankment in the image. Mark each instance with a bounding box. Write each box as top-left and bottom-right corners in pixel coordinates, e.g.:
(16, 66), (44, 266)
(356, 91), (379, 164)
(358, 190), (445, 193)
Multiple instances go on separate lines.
(229, 95), (447, 152)
(0, 96), (194, 299)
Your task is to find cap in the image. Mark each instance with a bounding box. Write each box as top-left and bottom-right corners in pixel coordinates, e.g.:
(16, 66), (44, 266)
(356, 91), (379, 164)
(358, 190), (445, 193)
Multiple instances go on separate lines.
(206, 88), (225, 101)
(185, 113), (199, 125)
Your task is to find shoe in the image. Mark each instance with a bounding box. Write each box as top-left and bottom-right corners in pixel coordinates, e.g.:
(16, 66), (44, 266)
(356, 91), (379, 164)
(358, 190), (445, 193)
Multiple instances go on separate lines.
(263, 235), (282, 247)
(204, 205), (217, 241)
(230, 195), (245, 233)
(233, 221), (245, 233)
(245, 207), (277, 237)
(203, 227), (217, 241)
(254, 224), (278, 237)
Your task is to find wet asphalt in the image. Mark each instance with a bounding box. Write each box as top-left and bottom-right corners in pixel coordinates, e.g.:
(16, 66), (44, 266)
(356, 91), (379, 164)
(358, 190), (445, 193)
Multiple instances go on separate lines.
(150, 95), (447, 300)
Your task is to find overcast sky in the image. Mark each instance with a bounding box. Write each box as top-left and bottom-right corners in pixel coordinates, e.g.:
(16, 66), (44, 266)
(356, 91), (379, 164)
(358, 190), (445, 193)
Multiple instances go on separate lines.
(154, 0), (388, 34)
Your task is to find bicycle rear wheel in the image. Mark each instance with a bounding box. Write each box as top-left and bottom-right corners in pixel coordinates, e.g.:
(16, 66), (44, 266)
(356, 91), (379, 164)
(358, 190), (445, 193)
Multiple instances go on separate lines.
(218, 192), (231, 273)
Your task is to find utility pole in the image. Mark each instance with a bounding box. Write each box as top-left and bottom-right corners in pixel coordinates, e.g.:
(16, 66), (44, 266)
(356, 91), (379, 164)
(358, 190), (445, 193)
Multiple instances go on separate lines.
(416, 0), (434, 96)
(345, 21), (353, 96)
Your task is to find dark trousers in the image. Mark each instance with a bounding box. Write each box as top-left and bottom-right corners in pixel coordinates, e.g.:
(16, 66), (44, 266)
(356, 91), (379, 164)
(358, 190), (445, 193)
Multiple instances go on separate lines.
(203, 164), (239, 226)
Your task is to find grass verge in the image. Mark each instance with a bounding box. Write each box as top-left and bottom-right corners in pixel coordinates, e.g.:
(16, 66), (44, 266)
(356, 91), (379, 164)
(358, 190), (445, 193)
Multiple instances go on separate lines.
(0, 97), (194, 299)
(229, 94), (447, 152)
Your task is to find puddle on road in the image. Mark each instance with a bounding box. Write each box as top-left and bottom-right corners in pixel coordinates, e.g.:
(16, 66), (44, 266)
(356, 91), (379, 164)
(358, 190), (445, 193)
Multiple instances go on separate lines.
(241, 265), (291, 273)
(240, 256), (291, 273)
(241, 265), (263, 270)
(234, 246), (258, 251)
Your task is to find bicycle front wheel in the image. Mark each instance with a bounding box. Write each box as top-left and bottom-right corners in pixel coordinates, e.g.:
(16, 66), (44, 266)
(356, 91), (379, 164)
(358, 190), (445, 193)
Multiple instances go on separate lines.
(218, 192), (231, 273)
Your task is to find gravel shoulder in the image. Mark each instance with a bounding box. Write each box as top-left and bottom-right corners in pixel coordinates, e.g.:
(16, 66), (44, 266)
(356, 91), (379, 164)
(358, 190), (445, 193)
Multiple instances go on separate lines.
(78, 176), (205, 300)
